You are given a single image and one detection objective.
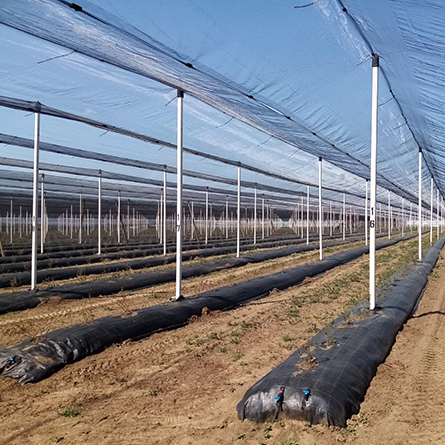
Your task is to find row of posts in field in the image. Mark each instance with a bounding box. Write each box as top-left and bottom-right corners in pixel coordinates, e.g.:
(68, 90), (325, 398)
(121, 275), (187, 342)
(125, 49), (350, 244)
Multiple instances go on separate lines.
(3, 195), (445, 248)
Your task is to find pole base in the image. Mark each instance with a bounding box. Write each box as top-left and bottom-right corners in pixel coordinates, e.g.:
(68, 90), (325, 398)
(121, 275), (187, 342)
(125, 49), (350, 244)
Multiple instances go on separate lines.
(170, 295), (185, 302)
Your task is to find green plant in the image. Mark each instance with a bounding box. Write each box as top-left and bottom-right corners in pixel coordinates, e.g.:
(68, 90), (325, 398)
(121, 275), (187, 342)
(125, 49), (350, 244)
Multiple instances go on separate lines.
(234, 351), (244, 361)
(263, 422), (272, 439)
(283, 334), (294, 342)
(60, 407), (80, 418)
(277, 440), (298, 445)
(358, 413), (369, 424)
(231, 331), (241, 344)
(236, 432), (246, 439)
(346, 425), (356, 435)
(240, 320), (259, 330)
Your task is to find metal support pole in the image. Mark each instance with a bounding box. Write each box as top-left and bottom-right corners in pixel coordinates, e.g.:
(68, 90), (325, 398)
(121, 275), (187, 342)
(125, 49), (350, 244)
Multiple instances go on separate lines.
(418, 148), (422, 261)
(430, 177), (433, 246)
(127, 200), (130, 240)
(437, 188), (439, 240)
(262, 195), (265, 240)
(31, 104), (40, 291)
(369, 53), (379, 310)
(388, 190), (391, 240)
(175, 90), (184, 300)
(237, 165), (241, 258)
(159, 194), (163, 244)
(343, 193), (346, 241)
(163, 167), (167, 255)
(253, 183), (257, 244)
(300, 196), (304, 239)
(226, 196), (229, 239)
(329, 201), (332, 237)
(365, 180), (368, 245)
(306, 186), (310, 245)
(205, 186), (209, 245)
(79, 193), (82, 244)
(319, 157), (323, 260)
(10, 199), (12, 244)
(40, 176), (44, 253)
(401, 198), (404, 237)
(70, 205), (73, 239)
(98, 170), (102, 255)
(190, 201), (194, 240)
(117, 192), (121, 244)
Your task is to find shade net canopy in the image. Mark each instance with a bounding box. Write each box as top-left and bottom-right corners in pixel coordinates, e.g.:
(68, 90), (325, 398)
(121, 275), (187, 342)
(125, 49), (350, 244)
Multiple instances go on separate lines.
(0, 0), (443, 216)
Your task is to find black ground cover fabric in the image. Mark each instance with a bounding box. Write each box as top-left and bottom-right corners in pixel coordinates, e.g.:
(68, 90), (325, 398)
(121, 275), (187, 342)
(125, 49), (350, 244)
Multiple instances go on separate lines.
(0, 232), (299, 265)
(0, 235), (413, 383)
(236, 236), (445, 427)
(0, 236), (370, 313)
(0, 232), (366, 274)
(0, 234), (367, 289)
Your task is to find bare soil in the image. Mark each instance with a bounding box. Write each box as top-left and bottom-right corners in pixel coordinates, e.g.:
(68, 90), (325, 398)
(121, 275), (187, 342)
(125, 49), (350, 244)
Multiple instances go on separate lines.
(0, 235), (441, 445)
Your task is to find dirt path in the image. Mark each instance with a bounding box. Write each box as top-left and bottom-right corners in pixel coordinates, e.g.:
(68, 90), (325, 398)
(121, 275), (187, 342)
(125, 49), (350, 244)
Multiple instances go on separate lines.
(345, 250), (445, 445)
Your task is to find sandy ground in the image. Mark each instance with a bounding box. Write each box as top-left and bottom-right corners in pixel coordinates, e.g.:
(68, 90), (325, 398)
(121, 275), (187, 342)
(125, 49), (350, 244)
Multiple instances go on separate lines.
(0, 235), (441, 444)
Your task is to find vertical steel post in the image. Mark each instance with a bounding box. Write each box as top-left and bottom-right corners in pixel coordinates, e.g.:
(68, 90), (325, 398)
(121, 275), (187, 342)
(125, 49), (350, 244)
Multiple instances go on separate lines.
(98, 170), (102, 255)
(319, 157), (323, 260)
(330, 201), (332, 237)
(127, 200), (130, 239)
(10, 199), (12, 244)
(365, 180), (368, 245)
(343, 193), (346, 241)
(190, 201), (194, 240)
(388, 190), (391, 240)
(300, 196), (304, 239)
(159, 193), (163, 244)
(253, 183), (257, 244)
(401, 198), (404, 237)
(79, 193), (82, 244)
(175, 90), (184, 300)
(430, 177), (433, 246)
(369, 53), (379, 310)
(418, 148), (422, 261)
(31, 104), (40, 291)
(205, 186), (209, 245)
(117, 192), (121, 244)
(226, 196), (229, 239)
(163, 167), (167, 255)
(40, 176), (44, 253)
(306, 186), (310, 245)
(262, 195), (265, 240)
(237, 165), (241, 258)
(437, 188), (439, 240)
